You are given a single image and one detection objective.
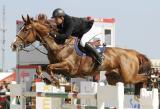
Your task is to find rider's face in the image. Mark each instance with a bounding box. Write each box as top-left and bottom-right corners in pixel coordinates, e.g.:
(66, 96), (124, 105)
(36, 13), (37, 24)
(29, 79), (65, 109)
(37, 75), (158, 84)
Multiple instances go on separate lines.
(55, 16), (64, 25)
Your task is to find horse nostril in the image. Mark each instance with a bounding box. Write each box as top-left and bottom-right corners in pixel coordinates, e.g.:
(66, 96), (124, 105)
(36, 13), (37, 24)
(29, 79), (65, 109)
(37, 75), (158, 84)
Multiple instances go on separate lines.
(13, 44), (16, 48)
(11, 44), (17, 51)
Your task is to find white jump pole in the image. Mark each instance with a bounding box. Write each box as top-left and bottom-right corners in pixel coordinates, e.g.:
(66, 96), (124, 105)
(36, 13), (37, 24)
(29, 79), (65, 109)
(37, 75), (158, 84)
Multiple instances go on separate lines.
(140, 88), (159, 109)
(9, 83), (26, 109)
(97, 82), (124, 109)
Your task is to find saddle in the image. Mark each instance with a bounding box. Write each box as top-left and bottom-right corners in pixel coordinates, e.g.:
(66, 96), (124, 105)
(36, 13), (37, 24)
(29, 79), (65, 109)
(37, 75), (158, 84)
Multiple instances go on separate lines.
(74, 38), (106, 56)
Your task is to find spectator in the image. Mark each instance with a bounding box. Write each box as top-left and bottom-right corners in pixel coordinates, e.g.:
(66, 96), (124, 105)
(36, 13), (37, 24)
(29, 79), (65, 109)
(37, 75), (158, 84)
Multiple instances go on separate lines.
(0, 83), (10, 109)
(150, 68), (159, 88)
(1, 84), (7, 92)
(158, 69), (160, 77)
(157, 69), (160, 89)
(0, 83), (2, 91)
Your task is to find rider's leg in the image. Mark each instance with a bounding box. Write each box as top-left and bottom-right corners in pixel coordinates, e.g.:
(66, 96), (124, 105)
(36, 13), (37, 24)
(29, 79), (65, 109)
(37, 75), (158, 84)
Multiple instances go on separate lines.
(85, 42), (102, 64)
(80, 23), (102, 64)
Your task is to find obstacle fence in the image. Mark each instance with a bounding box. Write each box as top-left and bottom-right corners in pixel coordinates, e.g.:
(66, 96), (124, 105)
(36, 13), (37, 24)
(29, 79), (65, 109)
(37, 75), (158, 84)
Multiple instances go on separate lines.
(0, 92), (10, 95)
(0, 81), (159, 109)
(7, 82), (124, 109)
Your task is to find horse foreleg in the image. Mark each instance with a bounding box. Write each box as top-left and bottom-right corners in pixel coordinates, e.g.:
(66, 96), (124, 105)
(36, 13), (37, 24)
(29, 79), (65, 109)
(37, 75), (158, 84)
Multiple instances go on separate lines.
(49, 70), (60, 87)
(47, 61), (72, 86)
(36, 66), (43, 78)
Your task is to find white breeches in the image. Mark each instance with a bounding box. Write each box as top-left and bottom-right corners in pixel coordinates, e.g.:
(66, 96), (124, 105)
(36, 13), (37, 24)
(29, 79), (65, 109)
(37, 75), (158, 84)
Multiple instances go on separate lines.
(80, 22), (103, 47)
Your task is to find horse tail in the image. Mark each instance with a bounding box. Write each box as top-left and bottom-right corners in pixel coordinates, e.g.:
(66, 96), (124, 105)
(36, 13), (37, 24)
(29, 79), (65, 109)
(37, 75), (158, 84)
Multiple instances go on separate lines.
(137, 53), (152, 74)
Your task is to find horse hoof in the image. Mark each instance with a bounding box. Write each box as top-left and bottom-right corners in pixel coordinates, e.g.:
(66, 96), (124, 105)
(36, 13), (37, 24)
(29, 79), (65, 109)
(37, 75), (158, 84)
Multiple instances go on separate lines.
(51, 81), (60, 88)
(55, 82), (60, 88)
(47, 65), (52, 70)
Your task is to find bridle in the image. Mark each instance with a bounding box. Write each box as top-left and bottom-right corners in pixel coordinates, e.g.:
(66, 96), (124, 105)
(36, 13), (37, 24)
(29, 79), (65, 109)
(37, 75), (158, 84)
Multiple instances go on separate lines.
(16, 25), (48, 55)
(16, 21), (75, 56)
(16, 25), (32, 47)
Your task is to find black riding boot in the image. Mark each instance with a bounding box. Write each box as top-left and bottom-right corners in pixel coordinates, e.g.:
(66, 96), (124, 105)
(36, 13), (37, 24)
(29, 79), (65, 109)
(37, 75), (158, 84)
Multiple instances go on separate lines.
(85, 43), (102, 65)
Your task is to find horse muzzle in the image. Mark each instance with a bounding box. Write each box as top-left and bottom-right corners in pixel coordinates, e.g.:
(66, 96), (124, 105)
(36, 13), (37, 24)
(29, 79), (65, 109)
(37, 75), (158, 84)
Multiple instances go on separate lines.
(11, 43), (24, 51)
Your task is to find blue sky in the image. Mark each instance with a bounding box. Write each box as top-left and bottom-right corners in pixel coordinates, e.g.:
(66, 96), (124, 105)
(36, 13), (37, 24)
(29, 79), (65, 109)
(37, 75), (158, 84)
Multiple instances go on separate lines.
(0, 0), (160, 70)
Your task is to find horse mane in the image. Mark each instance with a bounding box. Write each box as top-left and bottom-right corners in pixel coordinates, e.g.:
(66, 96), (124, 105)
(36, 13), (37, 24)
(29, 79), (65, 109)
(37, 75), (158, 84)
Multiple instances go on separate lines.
(33, 15), (76, 46)
(36, 13), (48, 22)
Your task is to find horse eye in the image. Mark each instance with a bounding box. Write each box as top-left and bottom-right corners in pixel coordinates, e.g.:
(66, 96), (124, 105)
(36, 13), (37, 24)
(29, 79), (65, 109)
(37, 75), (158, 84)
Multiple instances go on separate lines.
(26, 27), (30, 30)
(24, 27), (31, 31)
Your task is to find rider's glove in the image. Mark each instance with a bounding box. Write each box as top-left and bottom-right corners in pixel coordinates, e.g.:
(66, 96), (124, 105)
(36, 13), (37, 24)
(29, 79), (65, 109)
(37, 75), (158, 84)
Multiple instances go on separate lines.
(49, 31), (56, 37)
(54, 34), (66, 43)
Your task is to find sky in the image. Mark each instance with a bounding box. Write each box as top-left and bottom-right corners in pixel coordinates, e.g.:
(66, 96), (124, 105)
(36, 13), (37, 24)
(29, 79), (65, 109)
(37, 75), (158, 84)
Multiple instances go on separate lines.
(0, 0), (160, 70)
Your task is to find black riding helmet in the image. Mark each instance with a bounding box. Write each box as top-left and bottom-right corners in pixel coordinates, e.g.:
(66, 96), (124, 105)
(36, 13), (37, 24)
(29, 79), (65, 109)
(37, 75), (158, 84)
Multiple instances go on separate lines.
(52, 8), (65, 18)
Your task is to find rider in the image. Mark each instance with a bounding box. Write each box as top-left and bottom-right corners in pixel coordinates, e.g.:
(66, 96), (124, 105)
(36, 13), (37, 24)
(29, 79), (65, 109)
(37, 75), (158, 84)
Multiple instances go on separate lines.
(50, 8), (102, 64)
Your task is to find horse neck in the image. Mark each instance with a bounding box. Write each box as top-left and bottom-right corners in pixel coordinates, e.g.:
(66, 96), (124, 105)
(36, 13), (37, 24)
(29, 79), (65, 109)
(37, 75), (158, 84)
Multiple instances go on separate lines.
(39, 34), (60, 51)
(34, 22), (75, 59)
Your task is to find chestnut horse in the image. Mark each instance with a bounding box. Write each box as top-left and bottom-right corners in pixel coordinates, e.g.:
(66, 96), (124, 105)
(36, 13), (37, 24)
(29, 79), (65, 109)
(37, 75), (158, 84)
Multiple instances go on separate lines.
(11, 15), (151, 94)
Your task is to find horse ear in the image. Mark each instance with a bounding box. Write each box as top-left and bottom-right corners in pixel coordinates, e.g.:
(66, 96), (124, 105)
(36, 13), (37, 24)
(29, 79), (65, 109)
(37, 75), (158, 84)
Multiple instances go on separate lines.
(22, 15), (26, 22)
(27, 14), (31, 23)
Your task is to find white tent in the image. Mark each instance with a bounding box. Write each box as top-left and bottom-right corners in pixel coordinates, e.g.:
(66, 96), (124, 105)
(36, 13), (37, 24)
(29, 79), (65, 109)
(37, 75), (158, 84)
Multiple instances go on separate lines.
(0, 72), (16, 83)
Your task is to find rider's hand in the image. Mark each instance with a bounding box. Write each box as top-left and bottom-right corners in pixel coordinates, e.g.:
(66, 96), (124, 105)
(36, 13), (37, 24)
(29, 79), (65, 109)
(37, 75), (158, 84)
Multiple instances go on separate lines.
(54, 34), (66, 43)
(49, 31), (56, 37)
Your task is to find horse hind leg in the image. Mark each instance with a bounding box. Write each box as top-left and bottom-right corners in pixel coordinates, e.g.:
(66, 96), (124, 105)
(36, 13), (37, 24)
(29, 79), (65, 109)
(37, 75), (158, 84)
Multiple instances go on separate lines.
(119, 66), (148, 95)
(119, 61), (148, 84)
(130, 74), (148, 84)
(119, 58), (148, 95)
(135, 82), (144, 95)
(121, 72), (148, 95)
(131, 74), (148, 95)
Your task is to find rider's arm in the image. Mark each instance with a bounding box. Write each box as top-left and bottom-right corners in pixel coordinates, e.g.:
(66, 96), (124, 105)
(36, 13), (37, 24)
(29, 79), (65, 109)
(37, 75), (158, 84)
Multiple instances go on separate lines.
(54, 15), (75, 43)
(56, 16), (74, 39)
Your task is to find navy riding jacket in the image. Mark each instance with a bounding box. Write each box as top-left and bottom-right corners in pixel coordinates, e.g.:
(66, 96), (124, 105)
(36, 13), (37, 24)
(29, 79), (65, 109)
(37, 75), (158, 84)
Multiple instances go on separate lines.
(56, 14), (94, 39)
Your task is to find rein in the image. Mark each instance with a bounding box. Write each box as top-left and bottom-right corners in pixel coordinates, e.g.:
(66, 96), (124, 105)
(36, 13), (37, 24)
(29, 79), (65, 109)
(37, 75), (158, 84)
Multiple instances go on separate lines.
(16, 21), (74, 56)
(35, 29), (75, 52)
(23, 44), (48, 55)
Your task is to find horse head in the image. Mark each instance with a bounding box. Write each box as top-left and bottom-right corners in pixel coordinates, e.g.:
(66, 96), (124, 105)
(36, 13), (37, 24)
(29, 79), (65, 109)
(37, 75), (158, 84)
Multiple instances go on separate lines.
(11, 14), (51, 51)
